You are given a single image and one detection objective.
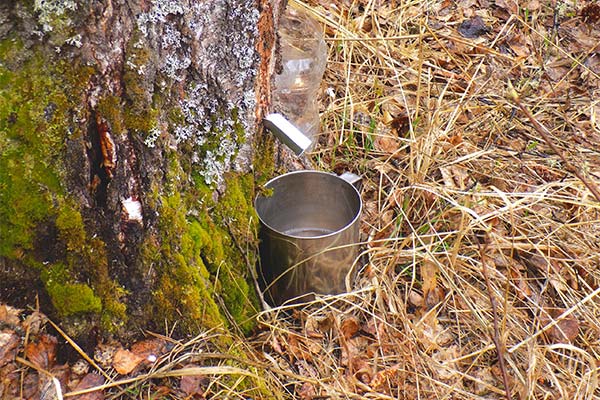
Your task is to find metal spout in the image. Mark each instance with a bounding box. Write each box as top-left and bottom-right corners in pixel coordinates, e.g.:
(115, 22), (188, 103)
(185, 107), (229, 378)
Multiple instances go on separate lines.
(263, 113), (312, 156)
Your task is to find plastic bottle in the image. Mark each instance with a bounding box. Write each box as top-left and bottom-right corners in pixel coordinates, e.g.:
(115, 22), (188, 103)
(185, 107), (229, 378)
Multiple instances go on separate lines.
(272, 6), (328, 147)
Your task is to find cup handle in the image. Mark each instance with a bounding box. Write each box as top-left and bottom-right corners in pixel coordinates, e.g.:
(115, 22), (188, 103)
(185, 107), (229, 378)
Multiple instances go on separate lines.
(338, 172), (362, 190)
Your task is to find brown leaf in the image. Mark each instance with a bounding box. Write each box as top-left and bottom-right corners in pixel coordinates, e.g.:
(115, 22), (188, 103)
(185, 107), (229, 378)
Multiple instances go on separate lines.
(25, 334), (58, 370)
(71, 373), (105, 400)
(507, 33), (532, 58)
(421, 258), (440, 309)
(22, 311), (47, 336)
(180, 364), (208, 397)
(340, 317), (360, 340)
(0, 305), (21, 326)
(374, 134), (400, 154)
(543, 308), (580, 343)
(0, 331), (20, 368)
(112, 348), (143, 375)
(297, 382), (317, 400)
(130, 338), (167, 363)
(390, 113), (410, 137)
(526, 0), (540, 11)
(495, 0), (518, 14)
(371, 363), (400, 391)
(287, 334), (314, 362)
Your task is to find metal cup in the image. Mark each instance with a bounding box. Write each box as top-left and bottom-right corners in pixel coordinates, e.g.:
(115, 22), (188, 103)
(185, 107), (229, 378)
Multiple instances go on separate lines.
(255, 170), (362, 306)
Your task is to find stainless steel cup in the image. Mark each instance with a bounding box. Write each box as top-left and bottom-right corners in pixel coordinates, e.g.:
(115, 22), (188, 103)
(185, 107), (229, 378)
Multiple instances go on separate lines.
(255, 170), (362, 306)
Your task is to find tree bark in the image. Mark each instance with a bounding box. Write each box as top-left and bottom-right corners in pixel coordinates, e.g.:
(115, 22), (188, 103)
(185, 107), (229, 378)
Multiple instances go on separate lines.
(0, 0), (281, 343)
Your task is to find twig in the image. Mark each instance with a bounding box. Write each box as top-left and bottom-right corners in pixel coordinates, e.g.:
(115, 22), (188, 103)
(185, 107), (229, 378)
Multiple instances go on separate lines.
(507, 81), (600, 202)
(45, 317), (112, 381)
(479, 244), (513, 400)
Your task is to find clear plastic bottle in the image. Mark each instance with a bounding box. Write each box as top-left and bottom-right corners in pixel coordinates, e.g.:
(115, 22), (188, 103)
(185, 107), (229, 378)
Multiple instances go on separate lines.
(273, 6), (328, 146)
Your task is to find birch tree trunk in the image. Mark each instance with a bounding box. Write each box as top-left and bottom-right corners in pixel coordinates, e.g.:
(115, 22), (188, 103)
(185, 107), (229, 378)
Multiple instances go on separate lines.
(0, 0), (282, 342)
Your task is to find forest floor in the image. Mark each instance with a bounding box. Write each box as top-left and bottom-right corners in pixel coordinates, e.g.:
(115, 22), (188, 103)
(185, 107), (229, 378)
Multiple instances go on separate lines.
(3, 0), (600, 399)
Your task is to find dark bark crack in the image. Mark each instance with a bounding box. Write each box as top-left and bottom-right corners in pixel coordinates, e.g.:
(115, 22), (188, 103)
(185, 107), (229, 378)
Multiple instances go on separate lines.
(87, 111), (113, 208)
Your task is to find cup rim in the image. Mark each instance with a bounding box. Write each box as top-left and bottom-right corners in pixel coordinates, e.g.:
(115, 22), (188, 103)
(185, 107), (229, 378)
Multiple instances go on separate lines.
(255, 170), (362, 239)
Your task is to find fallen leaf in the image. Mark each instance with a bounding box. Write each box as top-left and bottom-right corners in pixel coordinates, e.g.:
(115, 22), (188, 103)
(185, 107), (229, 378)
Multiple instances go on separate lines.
(389, 112), (410, 137)
(25, 334), (57, 370)
(374, 133), (400, 154)
(180, 364), (208, 397)
(495, 0), (518, 15)
(432, 345), (459, 380)
(0, 331), (20, 370)
(421, 258), (441, 310)
(71, 373), (105, 400)
(458, 16), (490, 38)
(287, 334), (315, 362)
(542, 308), (580, 343)
(297, 382), (317, 400)
(340, 317), (360, 340)
(112, 348), (143, 375)
(130, 338), (167, 364)
(22, 311), (47, 336)
(370, 363), (400, 391)
(526, 0), (540, 11)
(0, 305), (21, 326)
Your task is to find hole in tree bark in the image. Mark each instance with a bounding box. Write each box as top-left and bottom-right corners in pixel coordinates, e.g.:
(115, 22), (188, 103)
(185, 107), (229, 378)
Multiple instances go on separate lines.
(87, 111), (110, 208)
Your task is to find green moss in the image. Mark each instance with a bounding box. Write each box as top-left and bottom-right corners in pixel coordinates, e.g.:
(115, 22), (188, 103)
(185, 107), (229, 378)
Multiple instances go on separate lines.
(253, 132), (276, 186)
(41, 264), (103, 316)
(0, 38), (127, 331)
(143, 188), (226, 333)
(97, 95), (125, 134)
(0, 39), (71, 257)
(55, 201), (86, 251)
(142, 147), (261, 336)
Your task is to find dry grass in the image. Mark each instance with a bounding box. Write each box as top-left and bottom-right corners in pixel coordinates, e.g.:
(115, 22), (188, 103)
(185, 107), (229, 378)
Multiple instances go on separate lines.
(255, 0), (600, 399)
